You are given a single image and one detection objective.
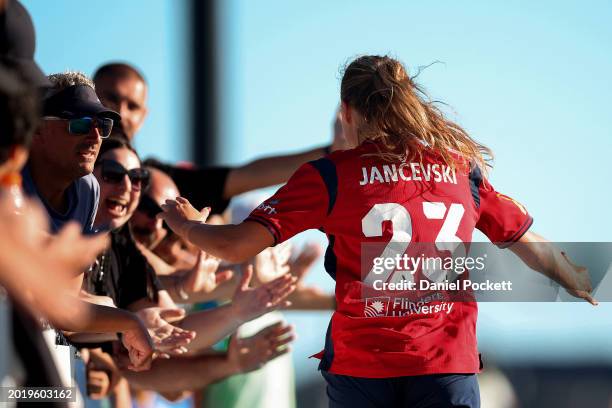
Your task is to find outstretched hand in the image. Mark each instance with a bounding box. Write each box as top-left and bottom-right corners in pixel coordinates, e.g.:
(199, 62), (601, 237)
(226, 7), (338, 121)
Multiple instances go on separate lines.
(227, 322), (295, 373)
(561, 252), (598, 306)
(231, 265), (297, 322)
(289, 242), (323, 284)
(136, 307), (196, 356)
(254, 241), (292, 284)
(158, 197), (209, 239)
(178, 251), (234, 296)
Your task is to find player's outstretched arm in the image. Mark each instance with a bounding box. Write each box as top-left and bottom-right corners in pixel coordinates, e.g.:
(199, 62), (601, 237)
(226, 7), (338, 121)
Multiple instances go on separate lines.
(509, 231), (597, 305)
(158, 197), (274, 263)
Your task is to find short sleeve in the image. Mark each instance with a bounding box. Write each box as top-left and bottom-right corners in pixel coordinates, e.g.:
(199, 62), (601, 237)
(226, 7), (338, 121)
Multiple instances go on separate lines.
(472, 168), (533, 248)
(245, 162), (329, 245)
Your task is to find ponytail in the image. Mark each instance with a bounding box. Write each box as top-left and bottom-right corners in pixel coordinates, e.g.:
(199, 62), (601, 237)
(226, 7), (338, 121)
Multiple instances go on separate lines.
(340, 55), (492, 171)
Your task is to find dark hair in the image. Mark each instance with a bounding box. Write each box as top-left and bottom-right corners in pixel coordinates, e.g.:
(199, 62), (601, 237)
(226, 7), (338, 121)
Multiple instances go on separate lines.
(0, 67), (40, 164)
(93, 62), (146, 85)
(96, 136), (139, 166)
(341, 55), (491, 170)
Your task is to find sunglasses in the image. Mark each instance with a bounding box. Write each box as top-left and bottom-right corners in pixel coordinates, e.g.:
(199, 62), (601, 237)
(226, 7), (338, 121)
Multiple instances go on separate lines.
(137, 194), (174, 233)
(44, 116), (114, 138)
(100, 159), (150, 191)
(137, 194), (163, 219)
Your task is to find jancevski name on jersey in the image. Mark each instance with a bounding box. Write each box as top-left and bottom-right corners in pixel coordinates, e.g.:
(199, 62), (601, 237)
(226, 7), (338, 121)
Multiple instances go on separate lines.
(247, 141), (533, 378)
(359, 162), (457, 185)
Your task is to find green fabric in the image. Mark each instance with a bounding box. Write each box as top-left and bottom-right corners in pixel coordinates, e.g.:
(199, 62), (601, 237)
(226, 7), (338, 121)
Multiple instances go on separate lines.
(203, 367), (295, 408)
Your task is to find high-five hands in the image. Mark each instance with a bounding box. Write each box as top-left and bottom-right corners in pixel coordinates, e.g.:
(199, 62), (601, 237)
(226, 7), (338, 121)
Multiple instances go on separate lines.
(158, 197), (209, 239)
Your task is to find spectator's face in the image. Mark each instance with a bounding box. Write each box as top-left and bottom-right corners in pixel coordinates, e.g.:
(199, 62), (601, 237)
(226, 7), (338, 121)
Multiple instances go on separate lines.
(93, 147), (143, 230)
(154, 233), (199, 268)
(130, 198), (165, 249)
(34, 118), (102, 179)
(95, 75), (147, 140)
(130, 177), (177, 249)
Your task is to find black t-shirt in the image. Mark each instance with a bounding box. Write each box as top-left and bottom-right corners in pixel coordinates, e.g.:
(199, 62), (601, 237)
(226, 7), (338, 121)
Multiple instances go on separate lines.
(85, 225), (161, 309)
(144, 159), (231, 215)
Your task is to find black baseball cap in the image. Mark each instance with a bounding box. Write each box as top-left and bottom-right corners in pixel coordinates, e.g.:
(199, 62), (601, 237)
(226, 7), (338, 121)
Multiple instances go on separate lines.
(0, 0), (50, 87)
(43, 84), (121, 122)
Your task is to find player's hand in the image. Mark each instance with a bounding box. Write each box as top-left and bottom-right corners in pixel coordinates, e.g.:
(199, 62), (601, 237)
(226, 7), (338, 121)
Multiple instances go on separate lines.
(158, 197), (209, 239)
(561, 252), (598, 306)
(231, 265), (297, 322)
(227, 322), (295, 373)
(178, 251), (233, 296)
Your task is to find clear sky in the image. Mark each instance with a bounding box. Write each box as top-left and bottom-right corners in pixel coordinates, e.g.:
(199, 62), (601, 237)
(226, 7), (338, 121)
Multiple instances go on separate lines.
(23, 0), (612, 384)
(22, 0), (190, 162)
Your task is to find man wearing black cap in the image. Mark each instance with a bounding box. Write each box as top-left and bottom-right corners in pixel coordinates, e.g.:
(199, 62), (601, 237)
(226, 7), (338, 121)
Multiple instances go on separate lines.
(23, 71), (120, 234)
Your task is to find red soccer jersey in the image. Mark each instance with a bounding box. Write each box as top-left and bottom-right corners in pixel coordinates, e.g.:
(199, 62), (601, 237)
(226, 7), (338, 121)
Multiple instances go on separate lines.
(247, 142), (532, 378)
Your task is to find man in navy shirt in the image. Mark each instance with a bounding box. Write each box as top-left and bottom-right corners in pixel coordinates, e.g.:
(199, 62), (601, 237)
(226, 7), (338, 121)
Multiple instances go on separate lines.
(23, 71), (120, 234)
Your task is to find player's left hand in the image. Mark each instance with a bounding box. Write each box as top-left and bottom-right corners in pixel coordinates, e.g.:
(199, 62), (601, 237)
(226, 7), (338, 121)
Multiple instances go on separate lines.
(158, 197), (209, 239)
(562, 252), (598, 306)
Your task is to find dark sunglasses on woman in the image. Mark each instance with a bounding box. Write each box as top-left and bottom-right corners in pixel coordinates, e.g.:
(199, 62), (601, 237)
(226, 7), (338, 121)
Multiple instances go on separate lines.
(44, 116), (114, 138)
(100, 159), (150, 191)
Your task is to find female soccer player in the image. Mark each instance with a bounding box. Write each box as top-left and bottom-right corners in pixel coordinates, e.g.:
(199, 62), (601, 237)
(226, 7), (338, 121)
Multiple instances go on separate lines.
(158, 55), (595, 407)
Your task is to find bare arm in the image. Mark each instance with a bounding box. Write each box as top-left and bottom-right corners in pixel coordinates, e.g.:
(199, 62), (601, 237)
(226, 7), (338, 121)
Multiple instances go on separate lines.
(169, 219), (273, 264)
(157, 197), (275, 263)
(125, 353), (235, 393)
(124, 322), (294, 392)
(286, 287), (335, 310)
(59, 302), (144, 333)
(223, 145), (328, 199)
(509, 230), (597, 305)
(178, 268), (295, 352)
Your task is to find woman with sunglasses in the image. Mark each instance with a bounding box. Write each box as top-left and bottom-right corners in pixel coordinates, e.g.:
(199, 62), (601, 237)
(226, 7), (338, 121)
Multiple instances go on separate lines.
(158, 55), (596, 408)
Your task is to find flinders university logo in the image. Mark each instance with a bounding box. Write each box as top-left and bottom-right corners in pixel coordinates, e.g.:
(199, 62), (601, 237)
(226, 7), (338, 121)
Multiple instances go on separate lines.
(364, 297), (390, 317)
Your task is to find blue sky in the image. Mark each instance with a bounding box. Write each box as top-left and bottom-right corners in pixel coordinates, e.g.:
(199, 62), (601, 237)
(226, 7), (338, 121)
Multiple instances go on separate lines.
(23, 0), (612, 382)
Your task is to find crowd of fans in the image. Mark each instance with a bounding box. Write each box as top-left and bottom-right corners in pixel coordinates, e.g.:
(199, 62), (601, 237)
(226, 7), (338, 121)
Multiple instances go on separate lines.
(0, 1), (338, 406)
